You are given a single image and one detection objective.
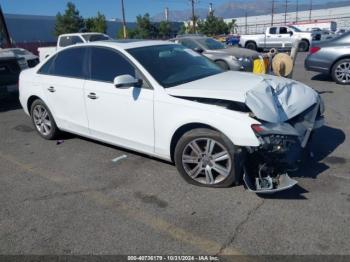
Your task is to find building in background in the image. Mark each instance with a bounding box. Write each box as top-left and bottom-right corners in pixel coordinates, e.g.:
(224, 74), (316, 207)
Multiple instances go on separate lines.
(225, 5), (350, 34)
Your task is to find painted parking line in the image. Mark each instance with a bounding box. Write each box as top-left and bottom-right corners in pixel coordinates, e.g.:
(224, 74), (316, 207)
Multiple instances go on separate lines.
(0, 151), (241, 255)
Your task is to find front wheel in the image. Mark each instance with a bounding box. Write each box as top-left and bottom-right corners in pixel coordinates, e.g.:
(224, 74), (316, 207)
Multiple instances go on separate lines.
(332, 59), (350, 85)
(174, 128), (240, 187)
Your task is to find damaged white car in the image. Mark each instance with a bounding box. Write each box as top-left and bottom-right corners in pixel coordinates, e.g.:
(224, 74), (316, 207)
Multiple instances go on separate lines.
(19, 41), (324, 193)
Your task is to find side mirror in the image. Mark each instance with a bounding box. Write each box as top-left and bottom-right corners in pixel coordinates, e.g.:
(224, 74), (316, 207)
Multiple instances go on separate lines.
(194, 47), (204, 53)
(113, 74), (142, 88)
(289, 31), (294, 36)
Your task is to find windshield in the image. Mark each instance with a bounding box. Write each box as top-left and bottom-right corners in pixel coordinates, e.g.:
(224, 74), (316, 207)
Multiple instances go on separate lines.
(288, 26), (302, 32)
(196, 38), (226, 50)
(82, 34), (111, 42)
(127, 44), (223, 88)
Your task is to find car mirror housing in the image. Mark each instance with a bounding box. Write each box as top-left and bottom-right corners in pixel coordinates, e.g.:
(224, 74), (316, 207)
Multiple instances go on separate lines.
(289, 31), (294, 36)
(113, 75), (142, 88)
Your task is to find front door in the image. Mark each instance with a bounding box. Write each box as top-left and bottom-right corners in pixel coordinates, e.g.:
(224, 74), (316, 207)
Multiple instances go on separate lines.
(84, 47), (154, 154)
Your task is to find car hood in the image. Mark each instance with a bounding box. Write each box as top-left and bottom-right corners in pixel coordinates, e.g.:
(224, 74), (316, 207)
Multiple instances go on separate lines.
(205, 47), (259, 58)
(166, 71), (319, 123)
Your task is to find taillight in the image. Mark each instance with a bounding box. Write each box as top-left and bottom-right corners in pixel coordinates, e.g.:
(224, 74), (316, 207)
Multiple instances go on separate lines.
(310, 46), (321, 54)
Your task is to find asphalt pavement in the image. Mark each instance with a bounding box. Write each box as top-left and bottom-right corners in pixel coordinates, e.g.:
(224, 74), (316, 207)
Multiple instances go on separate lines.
(0, 53), (349, 256)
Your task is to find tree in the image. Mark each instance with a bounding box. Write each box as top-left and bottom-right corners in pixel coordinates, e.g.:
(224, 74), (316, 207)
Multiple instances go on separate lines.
(54, 2), (84, 36)
(197, 14), (233, 36)
(158, 21), (171, 39)
(85, 12), (107, 33)
(132, 13), (158, 39)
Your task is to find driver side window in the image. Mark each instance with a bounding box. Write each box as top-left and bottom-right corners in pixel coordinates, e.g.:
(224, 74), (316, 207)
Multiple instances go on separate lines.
(89, 47), (150, 89)
(269, 27), (277, 34)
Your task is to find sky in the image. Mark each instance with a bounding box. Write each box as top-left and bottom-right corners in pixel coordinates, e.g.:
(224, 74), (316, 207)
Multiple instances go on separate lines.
(0, 0), (336, 21)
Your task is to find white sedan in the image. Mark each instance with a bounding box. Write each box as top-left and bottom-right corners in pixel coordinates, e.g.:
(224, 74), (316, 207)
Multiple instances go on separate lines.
(19, 40), (324, 193)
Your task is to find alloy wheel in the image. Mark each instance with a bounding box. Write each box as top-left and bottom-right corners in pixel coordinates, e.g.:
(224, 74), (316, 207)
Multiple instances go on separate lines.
(33, 105), (52, 136)
(335, 62), (350, 84)
(181, 138), (232, 185)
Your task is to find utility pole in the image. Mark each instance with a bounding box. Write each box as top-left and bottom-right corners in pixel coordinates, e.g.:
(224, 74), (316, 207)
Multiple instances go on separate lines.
(245, 11), (248, 34)
(284, 0), (289, 25)
(271, 0), (275, 26)
(309, 0), (313, 21)
(165, 7), (169, 22)
(296, 0), (299, 23)
(209, 2), (213, 15)
(121, 0), (127, 39)
(190, 0), (196, 33)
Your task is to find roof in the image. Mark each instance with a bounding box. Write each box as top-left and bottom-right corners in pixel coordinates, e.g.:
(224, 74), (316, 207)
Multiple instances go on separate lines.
(82, 39), (176, 49)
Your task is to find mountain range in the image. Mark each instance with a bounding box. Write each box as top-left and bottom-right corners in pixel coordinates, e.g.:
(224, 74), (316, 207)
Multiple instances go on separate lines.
(152, 0), (350, 22)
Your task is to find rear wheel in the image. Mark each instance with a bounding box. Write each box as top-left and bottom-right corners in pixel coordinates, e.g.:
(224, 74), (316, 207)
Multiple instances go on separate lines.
(332, 59), (350, 85)
(298, 40), (309, 52)
(245, 42), (257, 51)
(174, 128), (240, 187)
(30, 99), (60, 140)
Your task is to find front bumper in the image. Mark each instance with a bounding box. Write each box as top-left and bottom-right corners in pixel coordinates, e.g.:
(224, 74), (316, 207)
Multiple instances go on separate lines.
(243, 100), (324, 193)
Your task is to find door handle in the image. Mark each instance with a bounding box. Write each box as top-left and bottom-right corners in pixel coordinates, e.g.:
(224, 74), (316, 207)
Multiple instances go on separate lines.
(47, 86), (55, 93)
(278, 35), (282, 37)
(267, 35), (271, 38)
(87, 92), (98, 100)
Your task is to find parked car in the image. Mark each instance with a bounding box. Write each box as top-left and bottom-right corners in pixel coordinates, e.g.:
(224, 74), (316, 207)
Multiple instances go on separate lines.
(0, 49), (28, 96)
(305, 31), (350, 85)
(38, 32), (112, 61)
(311, 28), (335, 42)
(239, 26), (312, 52)
(226, 35), (240, 46)
(6, 48), (39, 68)
(19, 40), (324, 193)
(171, 36), (260, 72)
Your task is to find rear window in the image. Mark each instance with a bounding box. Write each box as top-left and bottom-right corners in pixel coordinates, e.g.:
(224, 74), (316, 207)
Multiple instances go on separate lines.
(59, 36), (84, 47)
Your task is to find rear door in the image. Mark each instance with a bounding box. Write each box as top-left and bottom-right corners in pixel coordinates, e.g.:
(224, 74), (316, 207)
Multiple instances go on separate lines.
(36, 47), (89, 134)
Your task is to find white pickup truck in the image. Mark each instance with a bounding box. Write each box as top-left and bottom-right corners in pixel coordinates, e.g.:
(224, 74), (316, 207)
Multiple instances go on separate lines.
(38, 32), (111, 62)
(239, 26), (313, 52)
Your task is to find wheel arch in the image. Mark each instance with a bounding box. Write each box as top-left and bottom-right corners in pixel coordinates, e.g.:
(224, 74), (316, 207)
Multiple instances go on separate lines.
(169, 122), (219, 162)
(330, 55), (350, 74)
(244, 40), (257, 49)
(27, 95), (43, 115)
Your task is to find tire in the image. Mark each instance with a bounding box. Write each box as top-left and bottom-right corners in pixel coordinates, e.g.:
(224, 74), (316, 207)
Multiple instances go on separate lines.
(245, 42), (257, 51)
(331, 58), (350, 85)
(215, 60), (229, 71)
(174, 128), (240, 188)
(30, 99), (60, 140)
(298, 40), (309, 52)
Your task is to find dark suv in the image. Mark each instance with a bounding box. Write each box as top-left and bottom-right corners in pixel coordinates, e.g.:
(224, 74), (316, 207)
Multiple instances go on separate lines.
(0, 50), (27, 96)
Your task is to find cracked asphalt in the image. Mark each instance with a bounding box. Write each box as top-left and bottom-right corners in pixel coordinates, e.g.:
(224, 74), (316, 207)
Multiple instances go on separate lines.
(0, 53), (349, 255)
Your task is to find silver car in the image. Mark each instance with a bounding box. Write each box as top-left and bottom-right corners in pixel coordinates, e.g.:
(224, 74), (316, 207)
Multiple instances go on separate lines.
(305, 31), (350, 85)
(171, 36), (260, 72)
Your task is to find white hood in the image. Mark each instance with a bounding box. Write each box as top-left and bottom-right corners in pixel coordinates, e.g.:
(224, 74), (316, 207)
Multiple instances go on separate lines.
(166, 71), (319, 123)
